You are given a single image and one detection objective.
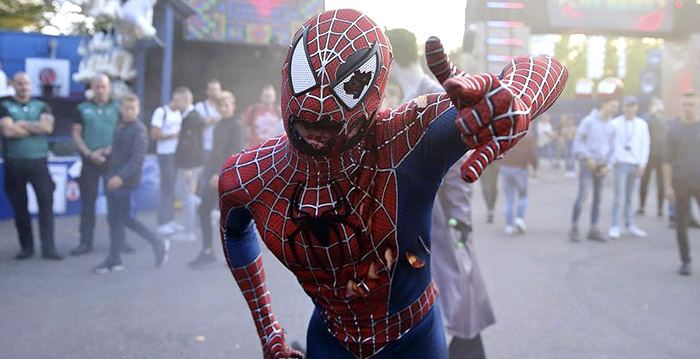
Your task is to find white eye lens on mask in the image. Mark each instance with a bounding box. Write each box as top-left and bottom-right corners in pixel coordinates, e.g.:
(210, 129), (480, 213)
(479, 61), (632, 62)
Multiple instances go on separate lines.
(289, 28), (319, 96)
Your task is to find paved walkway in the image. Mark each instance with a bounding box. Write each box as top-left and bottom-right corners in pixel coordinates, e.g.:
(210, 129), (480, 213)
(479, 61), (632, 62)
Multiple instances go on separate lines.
(1, 167), (698, 359)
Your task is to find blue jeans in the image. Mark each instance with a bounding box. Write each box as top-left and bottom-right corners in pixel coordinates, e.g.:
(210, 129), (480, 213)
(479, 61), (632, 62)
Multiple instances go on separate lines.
(572, 160), (606, 227)
(499, 166), (528, 226)
(157, 154), (176, 225)
(612, 162), (639, 228)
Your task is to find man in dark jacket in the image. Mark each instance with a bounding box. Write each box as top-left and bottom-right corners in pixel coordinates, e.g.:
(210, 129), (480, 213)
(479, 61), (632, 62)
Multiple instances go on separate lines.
(188, 91), (245, 267)
(173, 87), (205, 241)
(94, 94), (168, 273)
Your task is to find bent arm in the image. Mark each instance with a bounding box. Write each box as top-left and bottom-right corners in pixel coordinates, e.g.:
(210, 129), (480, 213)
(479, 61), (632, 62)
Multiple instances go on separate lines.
(0, 116), (30, 138)
(219, 161), (300, 358)
(72, 123), (91, 157)
(24, 113), (54, 135)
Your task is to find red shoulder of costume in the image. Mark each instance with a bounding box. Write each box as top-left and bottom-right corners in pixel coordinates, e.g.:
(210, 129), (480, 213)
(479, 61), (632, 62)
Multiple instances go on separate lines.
(372, 93), (453, 167)
(218, 136), (288, 208)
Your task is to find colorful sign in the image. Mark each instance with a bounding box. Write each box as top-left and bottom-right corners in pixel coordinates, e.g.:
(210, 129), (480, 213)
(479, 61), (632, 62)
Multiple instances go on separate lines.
(184, 0), (324, 45)
(548, 0), (675, 34)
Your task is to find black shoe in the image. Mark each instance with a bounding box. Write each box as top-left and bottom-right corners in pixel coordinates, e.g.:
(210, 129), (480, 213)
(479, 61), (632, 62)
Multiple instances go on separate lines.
(94, 258), (125, 274)
(569, 227), (580, 242)
(70, 243), (92, 256)
(657, 209), (663, 217)
(188, 251), (216, 268)
(120, 243), (136, 254)
(635, 208), (645, 216)
(487, 213), (494, 224)
(154, 239), (170, 268)
(679, 262), (691, 276)
(587, 228), (607, 242)
(41, 251), (64, 261)
(15, 249), (34, 260)
(689, 219), (700, 229)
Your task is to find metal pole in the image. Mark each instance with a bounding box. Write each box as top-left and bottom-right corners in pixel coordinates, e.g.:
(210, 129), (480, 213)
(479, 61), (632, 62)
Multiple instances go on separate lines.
(161, 2), (174, 105)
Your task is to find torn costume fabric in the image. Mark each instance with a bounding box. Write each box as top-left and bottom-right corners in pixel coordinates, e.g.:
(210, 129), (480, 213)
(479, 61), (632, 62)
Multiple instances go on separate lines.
(219, 9), (568, 359)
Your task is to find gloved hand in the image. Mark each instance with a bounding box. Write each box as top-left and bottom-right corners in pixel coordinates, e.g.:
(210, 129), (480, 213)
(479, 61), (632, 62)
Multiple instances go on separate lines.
(425, 36), (568, 182)
(261, 327), (305, 359)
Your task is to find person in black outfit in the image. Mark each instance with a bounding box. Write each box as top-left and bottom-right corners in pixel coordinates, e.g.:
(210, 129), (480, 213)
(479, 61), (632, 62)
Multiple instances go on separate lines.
(188, 91), (245, 267)
(173, 87), (205, 241)
(71, 74), (134, 255)
(94, 94), (168, 273)
(0, 72), (62, 260)
(664, 90), (700, 276)
(638, 97), (667, 217)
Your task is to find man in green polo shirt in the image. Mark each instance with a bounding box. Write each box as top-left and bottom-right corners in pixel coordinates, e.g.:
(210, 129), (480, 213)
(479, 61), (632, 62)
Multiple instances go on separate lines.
(70, 74), (130, 256)
(0, 72), (62, 260)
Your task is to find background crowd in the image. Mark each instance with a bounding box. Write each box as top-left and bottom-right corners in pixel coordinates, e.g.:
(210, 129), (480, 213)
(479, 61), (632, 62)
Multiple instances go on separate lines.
(0, 70), (285, 273)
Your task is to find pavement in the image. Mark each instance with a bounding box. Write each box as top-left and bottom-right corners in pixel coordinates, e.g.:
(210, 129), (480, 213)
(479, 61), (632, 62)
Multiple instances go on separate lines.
(1, 166), (699, 359)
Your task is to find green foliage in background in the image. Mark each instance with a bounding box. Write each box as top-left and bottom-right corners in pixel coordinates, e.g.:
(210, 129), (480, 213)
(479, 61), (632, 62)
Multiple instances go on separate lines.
(555, 34), (663, 98)
(0, 0), (54, 31)
(555, 35), (588, 98)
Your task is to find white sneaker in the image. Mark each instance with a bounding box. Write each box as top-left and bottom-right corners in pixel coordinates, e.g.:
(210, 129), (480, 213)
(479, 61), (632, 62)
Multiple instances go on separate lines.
(170, 231), (197, 242)
(168, 221), (185, 232)
(565, 171), (576, 178)
(627, 225), (647, 237)
(156, 223), (177, 236)
(505, 225), (516, 235)
(608, 226), (620, 239)
(514, 217), (527, 233)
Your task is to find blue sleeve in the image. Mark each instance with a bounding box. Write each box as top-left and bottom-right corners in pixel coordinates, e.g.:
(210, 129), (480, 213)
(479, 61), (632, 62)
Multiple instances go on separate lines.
(222, 206), (261, 268)
(396, 106), (466, 185)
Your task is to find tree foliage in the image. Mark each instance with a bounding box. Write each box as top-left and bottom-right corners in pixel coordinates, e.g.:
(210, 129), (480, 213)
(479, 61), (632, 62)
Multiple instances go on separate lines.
(0, 0), (55, 31)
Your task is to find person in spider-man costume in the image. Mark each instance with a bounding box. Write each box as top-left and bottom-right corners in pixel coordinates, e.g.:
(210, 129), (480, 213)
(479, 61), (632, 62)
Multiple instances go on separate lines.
(219, 9), (568, 359)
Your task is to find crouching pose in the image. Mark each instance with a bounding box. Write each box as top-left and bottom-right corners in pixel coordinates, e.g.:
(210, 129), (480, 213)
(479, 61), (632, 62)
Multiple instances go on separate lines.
(219, 9), (567, 359)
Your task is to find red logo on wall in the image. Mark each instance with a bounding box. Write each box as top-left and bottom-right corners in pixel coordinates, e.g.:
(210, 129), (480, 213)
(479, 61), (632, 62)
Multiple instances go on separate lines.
(39, 68), (57, 86)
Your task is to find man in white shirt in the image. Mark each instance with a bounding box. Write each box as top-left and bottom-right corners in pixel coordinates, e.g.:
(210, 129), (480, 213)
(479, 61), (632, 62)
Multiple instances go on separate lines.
(608, 96), (650, 239)
(150, 89), (186, 235)
(0, 60), (13, 97)
(194, 79), (222, 158)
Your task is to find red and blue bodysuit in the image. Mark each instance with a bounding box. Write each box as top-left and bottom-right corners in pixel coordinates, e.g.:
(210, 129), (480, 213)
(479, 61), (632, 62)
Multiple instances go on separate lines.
(219, 9), (567, 359)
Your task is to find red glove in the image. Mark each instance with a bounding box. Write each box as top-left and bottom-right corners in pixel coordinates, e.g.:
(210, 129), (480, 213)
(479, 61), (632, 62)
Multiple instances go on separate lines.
(232, 255), (305, 359)
(425, 36), (568, 182)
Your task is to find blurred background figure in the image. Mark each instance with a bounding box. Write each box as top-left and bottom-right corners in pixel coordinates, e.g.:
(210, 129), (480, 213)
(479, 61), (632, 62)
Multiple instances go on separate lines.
(95, 93), (168, 274)
(608, 96), (649, 240)
(173, 86), (204, 242)
(151, 89), (185, 237)
(536, 113), (557, 168)
(189, 91), (245, 268)
(559, 114), (578, 178)
(638, 97), (667, 218)
(0, 72), (61, 260)
(380, 81), (403, 111)
(498, 131), (538, 235)
(194, 79), (222, 159)
(569, 97), (619, 243)
(0, 60), (14, 97)
(241, 84), (283, 148)
(664, 91), (700, 276)
(480, 164), (500, 224)
(386, 27), (494, 359)
(70, 74), (128, 256)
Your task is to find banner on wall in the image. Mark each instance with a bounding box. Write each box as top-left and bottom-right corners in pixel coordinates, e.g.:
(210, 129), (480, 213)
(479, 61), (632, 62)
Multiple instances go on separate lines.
(25, 58), (71, 97)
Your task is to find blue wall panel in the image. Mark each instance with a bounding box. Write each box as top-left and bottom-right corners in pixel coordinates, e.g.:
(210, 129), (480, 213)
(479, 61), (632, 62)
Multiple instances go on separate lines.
(0, 30), (85, 96)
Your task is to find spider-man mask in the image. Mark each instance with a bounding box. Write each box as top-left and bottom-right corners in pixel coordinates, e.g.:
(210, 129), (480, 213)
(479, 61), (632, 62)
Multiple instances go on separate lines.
(281, 9), (392, 157)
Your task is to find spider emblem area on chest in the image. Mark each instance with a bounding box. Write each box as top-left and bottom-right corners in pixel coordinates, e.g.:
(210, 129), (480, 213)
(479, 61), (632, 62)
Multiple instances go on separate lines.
(285, 182), (367, 269)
